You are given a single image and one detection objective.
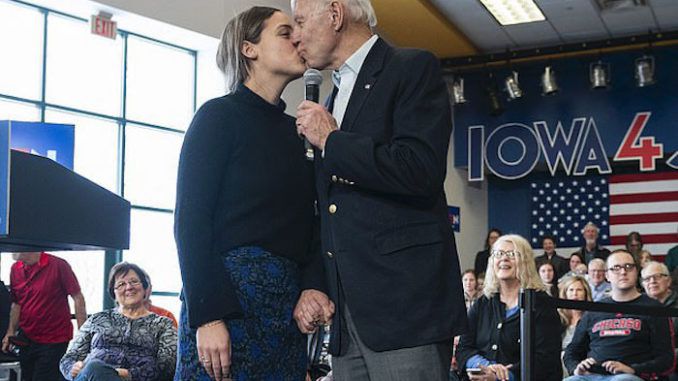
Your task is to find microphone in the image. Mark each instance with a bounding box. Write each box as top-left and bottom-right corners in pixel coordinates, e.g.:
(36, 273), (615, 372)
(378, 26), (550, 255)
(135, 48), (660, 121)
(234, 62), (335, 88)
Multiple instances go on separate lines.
(303, 69), (323, 161)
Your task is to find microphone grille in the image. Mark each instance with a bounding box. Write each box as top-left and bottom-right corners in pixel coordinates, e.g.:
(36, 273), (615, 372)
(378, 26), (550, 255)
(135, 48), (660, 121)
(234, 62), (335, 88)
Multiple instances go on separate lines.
(303, 69), (323, 86)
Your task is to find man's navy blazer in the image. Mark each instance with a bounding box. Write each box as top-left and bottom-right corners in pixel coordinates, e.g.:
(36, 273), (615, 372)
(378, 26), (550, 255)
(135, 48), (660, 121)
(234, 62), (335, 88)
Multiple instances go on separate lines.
(314, 38), (468, 355)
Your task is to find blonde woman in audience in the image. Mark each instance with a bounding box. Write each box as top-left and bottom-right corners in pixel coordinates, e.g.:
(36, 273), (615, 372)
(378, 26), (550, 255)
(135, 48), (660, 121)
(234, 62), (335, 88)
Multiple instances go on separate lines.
(639, 250), (652, 268)
(457, 234), (562, 381)
(558, 275), (592, 378)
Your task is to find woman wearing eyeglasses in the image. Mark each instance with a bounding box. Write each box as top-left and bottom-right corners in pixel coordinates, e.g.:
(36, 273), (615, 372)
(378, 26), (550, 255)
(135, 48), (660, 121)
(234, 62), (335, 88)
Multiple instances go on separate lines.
(59, 262), (177, 381)
(456, 234), (562, 381)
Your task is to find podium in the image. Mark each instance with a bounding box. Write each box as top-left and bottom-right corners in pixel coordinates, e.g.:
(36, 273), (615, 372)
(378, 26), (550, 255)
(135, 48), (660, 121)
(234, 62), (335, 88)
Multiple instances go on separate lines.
(0, 121), (130, 251)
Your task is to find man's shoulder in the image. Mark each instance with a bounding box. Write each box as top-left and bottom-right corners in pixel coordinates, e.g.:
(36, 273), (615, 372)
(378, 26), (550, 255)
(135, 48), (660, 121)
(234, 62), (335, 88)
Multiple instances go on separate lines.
(390, 46), (437, 65)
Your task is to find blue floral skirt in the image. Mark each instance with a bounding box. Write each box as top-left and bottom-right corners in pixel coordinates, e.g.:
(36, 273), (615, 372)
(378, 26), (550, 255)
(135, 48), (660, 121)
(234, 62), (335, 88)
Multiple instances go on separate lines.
(175, 246), (307, 381)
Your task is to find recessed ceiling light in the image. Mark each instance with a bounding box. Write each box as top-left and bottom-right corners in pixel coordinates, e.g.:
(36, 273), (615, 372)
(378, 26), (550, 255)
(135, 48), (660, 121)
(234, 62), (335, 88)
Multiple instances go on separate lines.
(479, 0), (546, 26)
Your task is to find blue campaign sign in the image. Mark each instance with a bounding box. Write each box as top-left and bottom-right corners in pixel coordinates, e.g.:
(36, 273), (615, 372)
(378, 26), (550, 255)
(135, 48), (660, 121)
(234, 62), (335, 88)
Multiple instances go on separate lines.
(447, 205), (461, 232)
(453, 47), (678, 182)
(0, 121), (75, 235)
(9, 121), (75, 169)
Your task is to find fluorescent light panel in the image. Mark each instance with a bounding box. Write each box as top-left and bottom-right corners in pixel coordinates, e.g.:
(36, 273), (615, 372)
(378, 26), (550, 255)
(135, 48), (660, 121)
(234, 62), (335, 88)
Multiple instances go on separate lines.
(479, 0), (546, 26)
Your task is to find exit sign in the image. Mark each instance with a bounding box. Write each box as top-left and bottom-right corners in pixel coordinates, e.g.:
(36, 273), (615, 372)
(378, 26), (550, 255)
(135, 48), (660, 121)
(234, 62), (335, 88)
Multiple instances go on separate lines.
(91, 13), (117, 40)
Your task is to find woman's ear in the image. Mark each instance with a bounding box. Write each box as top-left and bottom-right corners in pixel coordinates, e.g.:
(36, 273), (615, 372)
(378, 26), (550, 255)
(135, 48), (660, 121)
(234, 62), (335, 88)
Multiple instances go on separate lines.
(241, 40), (257, 60)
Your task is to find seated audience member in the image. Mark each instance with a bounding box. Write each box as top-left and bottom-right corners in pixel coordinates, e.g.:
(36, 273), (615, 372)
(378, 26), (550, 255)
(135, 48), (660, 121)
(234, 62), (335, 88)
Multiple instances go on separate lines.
(463, 270), (480, 310)
(457, 234), (562, 381)
(475, 228), (502, 276)
(558, 276), (592, 357)
(572, 222), (611, 265)
(641, 261), (678, 381)
(639, 250), (652, 269)
(626, 231), (644, 261)
(538, 262), (559, 297)
(60, 262), (177, 381)
(535, 235), (570, 279)
(588, 259), (612, 302)
(568, 253), (586, 276)
(142, 272), (178, 328)
(563, 250), (674, 381)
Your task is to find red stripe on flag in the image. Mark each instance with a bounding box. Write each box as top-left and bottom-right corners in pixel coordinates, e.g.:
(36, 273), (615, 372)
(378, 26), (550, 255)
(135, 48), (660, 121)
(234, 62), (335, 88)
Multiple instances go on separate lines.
(610, 191), (678, 204)
(609, 172), (678, 183)
(610, 213), (678, 224)
(610, 233), (676, 245)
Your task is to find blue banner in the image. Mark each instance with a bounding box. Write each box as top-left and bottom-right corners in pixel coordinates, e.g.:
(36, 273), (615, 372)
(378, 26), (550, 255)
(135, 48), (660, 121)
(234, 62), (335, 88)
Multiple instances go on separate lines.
(0, 122), (9, 235)
(453, 47), (678, 182)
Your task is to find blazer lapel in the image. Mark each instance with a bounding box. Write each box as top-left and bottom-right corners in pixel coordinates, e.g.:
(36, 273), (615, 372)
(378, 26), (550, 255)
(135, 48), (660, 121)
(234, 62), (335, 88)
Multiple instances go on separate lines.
(341, 38), (390, 132)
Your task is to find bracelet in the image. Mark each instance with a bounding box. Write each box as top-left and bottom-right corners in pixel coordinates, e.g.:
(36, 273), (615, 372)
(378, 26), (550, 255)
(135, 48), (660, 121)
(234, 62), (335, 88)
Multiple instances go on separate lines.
(200, 320), (224, 328)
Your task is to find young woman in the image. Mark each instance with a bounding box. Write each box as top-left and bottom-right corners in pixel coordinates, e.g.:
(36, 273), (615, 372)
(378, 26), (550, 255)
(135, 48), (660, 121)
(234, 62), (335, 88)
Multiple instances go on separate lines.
(538, 262), (559, 297)
(174, 7), (329, 381)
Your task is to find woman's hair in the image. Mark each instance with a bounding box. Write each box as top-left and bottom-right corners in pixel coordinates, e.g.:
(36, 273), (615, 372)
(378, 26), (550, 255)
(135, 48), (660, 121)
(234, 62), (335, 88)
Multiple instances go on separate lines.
(462, 269), (477, 278)
(291, 0), (378, 28)
(483, 234), (545, 298)
(484, 228), (503, 249)
(107, 262), (149, 300)
(557, 275), (592, 325)
(217, 6), (279, 94)
(569, 252), (585, 265)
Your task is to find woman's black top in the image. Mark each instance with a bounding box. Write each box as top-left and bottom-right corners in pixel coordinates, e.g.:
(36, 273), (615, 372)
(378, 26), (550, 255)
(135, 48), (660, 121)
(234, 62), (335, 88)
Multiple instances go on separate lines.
(175, 84), (324, 328)
(456, 291), (563, 381)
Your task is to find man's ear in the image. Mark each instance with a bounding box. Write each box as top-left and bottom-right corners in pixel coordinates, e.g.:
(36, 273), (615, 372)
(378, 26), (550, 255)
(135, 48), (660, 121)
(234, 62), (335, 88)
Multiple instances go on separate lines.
(329, 0), (345, 32)
(242, 40), (257, 60)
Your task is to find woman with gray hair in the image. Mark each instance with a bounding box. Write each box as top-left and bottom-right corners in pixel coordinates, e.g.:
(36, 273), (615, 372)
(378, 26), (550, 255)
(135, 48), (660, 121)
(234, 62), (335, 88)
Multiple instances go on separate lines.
(174, 6), (331, 381)
(456, 234), (562, 381)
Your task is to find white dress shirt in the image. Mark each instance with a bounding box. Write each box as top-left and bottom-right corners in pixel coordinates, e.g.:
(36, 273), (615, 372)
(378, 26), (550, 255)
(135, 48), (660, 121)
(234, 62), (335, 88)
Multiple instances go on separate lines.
(331, 35), (379, 128)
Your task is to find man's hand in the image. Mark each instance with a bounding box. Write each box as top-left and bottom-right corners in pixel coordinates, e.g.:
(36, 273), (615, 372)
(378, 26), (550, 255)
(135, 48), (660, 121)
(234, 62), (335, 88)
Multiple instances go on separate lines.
(296, 101), (338, 151)
(293, 290), (335, 333)
(602, 360), (634, 374)
(1, 334), (10, 353)
(70, 361), (84, 378)
(574, 357), (596, 375)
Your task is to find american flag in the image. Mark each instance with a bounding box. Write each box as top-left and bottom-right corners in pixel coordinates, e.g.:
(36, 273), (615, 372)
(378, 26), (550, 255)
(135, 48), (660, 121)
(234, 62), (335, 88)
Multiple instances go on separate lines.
(530, 172), (678, 256)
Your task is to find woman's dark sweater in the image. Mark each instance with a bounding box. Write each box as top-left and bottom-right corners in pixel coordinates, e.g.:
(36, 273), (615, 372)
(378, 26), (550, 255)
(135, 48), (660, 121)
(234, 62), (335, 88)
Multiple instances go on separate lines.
(175, 83), (323, 328)
(457, 291), (563, 381)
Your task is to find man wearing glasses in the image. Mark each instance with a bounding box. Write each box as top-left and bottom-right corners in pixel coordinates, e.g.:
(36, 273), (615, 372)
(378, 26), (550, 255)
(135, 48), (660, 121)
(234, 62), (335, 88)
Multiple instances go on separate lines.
(588, 259), (612, 302)
(563, 250), (675, 381)
(641, 261), (678, 381)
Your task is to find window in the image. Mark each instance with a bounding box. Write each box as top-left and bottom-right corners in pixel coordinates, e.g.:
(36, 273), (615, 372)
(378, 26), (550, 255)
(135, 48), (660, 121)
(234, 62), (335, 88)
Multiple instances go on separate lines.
(126, 36), (195, 131)
(0, 1), (43, 100)
(0, 0), (206, 315)
(124, 124), (183, 210)
(46, 13), (124, 116)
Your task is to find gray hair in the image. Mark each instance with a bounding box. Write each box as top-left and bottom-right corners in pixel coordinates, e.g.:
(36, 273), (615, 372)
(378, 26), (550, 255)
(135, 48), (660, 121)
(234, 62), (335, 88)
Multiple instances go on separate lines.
(483, 234), (546, 298)
(581, 222), (599, 234)
(291, 0), (378, 28)
(588, 258), (606, 269)
(641, 261), (669, 278)
(216, 7), (279, 94)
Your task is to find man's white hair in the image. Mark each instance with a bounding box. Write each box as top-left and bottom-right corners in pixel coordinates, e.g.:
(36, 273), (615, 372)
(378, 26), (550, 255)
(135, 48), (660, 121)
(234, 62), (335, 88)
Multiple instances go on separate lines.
(291, 0), (378, 28)
(581, 221), (599, 234)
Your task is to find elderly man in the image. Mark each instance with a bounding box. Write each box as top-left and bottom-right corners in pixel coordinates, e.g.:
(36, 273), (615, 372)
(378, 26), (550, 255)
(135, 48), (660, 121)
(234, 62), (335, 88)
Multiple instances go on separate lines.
(290, 0), (467, 379)
(572, 222), (611, 265)
(588, 258), (612, 302)
(642, 261), (678, 381)
(563, 250), (675, 381)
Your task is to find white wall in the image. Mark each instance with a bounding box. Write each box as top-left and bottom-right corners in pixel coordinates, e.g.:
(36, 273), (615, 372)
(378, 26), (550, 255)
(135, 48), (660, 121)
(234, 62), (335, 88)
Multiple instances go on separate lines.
(445, 130), (489, 272)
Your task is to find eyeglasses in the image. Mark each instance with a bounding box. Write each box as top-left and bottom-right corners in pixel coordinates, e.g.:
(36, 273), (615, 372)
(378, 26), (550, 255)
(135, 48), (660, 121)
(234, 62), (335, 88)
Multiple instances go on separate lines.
(607, 263), (636, 274)
(114, 279), (142, 290)
(642, 273), (669, 283)
(491, 250), (519, 259)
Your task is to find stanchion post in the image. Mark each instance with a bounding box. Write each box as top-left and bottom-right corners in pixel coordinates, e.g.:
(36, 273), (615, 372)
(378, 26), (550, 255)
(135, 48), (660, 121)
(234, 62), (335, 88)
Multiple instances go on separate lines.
(520, 288), (535, 381)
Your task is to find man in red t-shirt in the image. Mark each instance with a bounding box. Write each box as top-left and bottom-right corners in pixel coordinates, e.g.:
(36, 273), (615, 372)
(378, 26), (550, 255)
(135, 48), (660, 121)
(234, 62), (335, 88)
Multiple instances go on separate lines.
(1, 252), (87, 381)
